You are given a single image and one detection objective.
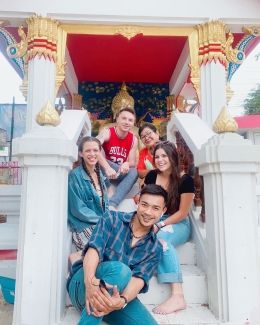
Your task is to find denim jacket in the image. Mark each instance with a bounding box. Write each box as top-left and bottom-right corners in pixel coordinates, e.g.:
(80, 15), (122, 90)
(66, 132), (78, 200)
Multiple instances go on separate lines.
(68, 165), (109, 232)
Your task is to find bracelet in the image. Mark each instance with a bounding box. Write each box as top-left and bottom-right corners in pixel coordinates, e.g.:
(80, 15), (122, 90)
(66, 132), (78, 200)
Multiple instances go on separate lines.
(120, 295), (128, 309)
(156, 221), (166, 229)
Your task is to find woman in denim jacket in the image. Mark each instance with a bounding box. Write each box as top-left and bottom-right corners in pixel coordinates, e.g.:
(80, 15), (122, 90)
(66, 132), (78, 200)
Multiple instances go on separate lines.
(68, 136), (109, 252)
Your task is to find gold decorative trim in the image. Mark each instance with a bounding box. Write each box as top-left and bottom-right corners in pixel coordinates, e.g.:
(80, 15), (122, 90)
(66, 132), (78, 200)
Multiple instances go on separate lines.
(36, 100), (61, 126)
(56, 27), (67, 95)
(114, 25), (143, 39)
(6, 26), (28, 59)
(188, 30), (200, 102)
(197, 20), (227, 66)
(242, 26), (260, 35)
(26, 15), (59, 62)
(61, 23), (193, 36)
(0, 20), (9, 27)
(226, 82), (234, 105)
(72, 93), (83, 109)
(224, 31), (244, 64)
(213, 106), (238, 133)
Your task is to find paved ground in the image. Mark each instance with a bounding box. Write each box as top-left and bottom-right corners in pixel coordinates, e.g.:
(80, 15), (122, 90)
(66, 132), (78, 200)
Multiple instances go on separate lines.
(0, 292), (13, 325)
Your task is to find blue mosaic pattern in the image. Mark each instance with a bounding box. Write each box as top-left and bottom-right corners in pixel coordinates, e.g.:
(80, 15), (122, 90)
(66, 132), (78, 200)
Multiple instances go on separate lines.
(227, 34), (256, 82)
(0, 27), (24, 77)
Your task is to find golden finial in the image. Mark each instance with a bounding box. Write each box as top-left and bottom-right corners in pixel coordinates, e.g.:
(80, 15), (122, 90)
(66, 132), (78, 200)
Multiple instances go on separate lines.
(213, 106), (238, 133)
(111, 82), (135, 120)
(36, 101), (61, 126)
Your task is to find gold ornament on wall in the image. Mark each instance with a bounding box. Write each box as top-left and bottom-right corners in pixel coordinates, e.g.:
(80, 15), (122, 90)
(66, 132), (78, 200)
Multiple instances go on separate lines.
(6, 26), (28, 59)
(26, 15), (59, 62)
(242, 26), (260, 36)
(114, 25), (143, 40)
(213, 106), (238, 133)
(111, 83), (135, 120)
(224, 31), (245, 64)
(197, 20), (227, 66)
(36, 101), (61, 126)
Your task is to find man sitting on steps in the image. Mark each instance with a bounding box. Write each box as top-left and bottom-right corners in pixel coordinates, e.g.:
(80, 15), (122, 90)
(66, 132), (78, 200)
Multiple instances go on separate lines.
(67, 184), (167, 325)
(97, 107), (138, 208)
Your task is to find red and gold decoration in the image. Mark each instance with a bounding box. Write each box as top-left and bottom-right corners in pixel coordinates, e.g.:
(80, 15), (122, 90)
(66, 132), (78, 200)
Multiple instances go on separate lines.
(197, 20), (227, 67)
(26, 15), (59, 62)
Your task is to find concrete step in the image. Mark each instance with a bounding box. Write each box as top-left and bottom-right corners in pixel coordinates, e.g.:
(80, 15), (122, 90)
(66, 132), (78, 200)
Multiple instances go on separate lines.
(61, 304), (218, 325)
(139, 265), (207, 305)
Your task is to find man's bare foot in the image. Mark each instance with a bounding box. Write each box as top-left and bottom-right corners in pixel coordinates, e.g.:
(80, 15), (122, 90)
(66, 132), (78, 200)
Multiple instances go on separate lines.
(152, 294), (186, 314)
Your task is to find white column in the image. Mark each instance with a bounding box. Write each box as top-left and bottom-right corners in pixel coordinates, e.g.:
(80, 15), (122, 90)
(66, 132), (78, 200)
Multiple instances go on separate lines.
(12, 128), (77, 325)
(11, 16), (76, 325)
(195, 132), (260, 323)
(200, 61), (226, 127)
(197, 21), (227, 129)
(26, 57), (56, 131)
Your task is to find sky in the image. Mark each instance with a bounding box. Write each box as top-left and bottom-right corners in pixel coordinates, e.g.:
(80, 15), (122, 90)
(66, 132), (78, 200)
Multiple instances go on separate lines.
(0, 43), (260, 115)
(0, 52), (26, 104)
(229, 42), (260, 116)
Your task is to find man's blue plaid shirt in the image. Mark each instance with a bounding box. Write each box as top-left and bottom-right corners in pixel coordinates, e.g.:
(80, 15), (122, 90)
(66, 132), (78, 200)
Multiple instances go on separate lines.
(83, 210), (162, 293)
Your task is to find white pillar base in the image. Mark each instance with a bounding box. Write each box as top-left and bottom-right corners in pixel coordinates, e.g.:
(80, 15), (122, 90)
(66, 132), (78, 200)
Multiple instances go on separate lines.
(12, 127), (77, 325)
(196, 132), (260, 323)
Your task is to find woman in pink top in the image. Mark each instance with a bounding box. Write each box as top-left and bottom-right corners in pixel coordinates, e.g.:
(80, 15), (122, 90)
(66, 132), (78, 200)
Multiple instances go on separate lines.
(137, 123), (160, 179)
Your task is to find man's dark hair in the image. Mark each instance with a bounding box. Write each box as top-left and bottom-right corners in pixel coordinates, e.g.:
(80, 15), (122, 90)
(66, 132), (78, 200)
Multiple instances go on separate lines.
(138, 122), (158, 137)
(140, 184), (168, 206)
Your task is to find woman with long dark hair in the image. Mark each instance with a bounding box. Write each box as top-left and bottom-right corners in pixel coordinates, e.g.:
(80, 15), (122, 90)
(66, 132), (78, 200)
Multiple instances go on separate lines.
(68, 136), (109, 252)
(144, 141), (194, 314)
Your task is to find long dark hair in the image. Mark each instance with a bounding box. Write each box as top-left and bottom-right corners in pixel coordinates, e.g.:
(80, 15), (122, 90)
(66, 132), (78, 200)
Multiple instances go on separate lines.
(153, 141), (180, 214)
(79, 136), (105, 210)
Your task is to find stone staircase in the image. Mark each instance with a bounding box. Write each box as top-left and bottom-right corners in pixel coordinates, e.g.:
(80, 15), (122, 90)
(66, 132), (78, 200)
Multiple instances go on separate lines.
(61, 240), (218, 324)
(0, 187), (220, 324)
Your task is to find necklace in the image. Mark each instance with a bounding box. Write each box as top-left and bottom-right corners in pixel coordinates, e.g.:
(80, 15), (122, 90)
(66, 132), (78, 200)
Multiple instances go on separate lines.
(130, 221), (149, 239)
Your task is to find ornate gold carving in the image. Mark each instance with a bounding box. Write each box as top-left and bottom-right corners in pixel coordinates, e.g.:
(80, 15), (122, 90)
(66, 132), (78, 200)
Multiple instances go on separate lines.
(36, 100), (61, 126)
(188, 30), (201, 102)
(224, 31), (244, 64)
(26, 15), (59, 61)
(114, 25), (143, 39)
(111, 83), (135, 120)
(55, 27), (67, 95)
(19, 61), (28, 100)
(7, 26), (28, 59)
(72, 94), (83, 109)
(213, 106), (238, 133)
(242, 26), (260, 35)
(226, 82), (234, 105)
(197, 20), (227, 66)
(0, 20), (9, 27)
(166, 95), (175, 119)
(61, 23), (192, 37)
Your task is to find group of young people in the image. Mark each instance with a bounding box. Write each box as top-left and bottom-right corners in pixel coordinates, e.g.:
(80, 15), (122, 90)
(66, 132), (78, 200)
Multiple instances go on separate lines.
(67, 107), (195, 325)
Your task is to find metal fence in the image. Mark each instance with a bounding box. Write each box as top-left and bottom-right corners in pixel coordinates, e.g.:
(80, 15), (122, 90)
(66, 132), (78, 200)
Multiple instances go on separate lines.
(0, 161), (22, 185)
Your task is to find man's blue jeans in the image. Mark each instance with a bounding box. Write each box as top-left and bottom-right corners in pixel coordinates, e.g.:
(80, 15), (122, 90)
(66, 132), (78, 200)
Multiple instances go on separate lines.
(67, 261), (158, 325)
(106, 160), (138, 207)
(157, 218), (191, 283)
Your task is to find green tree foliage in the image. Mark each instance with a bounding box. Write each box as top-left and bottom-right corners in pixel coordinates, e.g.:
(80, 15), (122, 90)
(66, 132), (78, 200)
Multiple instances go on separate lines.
(244, 84), (260, 115)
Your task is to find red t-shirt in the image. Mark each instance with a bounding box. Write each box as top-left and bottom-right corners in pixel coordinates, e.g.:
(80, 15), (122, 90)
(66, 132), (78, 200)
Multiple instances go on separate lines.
(137, 147), (154, 172)
(102, 127), (134, 165)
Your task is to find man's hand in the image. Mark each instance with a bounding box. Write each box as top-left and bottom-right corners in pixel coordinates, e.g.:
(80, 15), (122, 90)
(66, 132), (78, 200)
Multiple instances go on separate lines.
(119, 162), (130, 174)
(85, 277), (112, 316)
(105, 166), (118, 179)
(91, 285), (125, 317)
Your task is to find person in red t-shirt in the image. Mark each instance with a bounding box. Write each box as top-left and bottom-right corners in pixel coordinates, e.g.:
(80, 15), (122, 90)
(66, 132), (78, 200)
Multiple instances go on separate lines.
(137, 123), (160, 179)
(97, 108), (138, 208)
